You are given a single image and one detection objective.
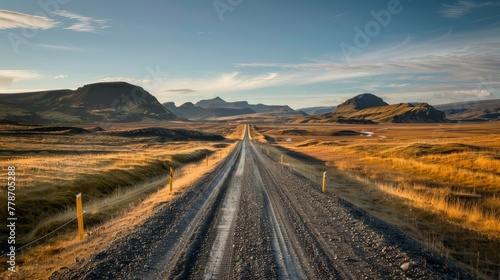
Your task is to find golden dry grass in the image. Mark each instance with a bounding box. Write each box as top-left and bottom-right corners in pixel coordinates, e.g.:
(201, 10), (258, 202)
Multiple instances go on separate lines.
(278, 124), (500, 238)
(0, 123), (240, 279)
(253, 122), (500, 278)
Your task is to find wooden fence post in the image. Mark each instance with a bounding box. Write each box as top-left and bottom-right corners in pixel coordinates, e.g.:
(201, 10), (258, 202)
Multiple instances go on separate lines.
(76, 193), (85, 241)
(322, 172), (327, 193)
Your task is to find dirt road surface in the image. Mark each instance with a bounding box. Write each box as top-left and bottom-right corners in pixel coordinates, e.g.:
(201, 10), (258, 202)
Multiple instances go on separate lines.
(52, 126), (474, 279)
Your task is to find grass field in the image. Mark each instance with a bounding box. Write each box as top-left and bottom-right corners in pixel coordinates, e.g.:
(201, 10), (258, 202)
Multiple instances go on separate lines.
(0, 122), (244, 279)
(251, 122), (500, 278)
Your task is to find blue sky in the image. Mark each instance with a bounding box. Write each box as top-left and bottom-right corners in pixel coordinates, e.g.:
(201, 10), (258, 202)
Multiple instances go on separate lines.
(0, 0), (499, 109)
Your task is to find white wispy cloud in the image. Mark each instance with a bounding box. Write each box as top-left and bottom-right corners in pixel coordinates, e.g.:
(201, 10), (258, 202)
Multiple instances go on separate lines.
(237, 50), (499, 84)
(153, 38), (499, 100)
(53, 10), (109, 32)
(439, 1), (500, 18)
(151, 70), (372, 101)
(0, 9), (109, 33)
(98, 76), (154, 86)
(54, 74), (68, 79)
(435, 89), (492, 99)
(0, 70), (40, 89)
(100, 26), (499, 105)
(158, 72), (273, 95)
(331, 13), (349, 19)
(0, 9), (59, 29)
(163, 72), (280, 94)
(33, 43), (81, 51)
(162, 89), (197, 94)
(235, 35), (500, 96)
(205, 72), (280, 91)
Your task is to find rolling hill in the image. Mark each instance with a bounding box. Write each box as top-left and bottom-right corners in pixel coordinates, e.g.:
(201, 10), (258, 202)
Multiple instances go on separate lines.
(0, 82), (177, 124)
(295, 93), (449, 124)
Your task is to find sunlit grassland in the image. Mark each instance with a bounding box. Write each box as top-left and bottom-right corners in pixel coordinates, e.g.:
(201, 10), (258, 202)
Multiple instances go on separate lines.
(258, 123), (500, 238)
(298, 136), (500, 237)
(0, 123), (243, 271)
(252, 122), (500, 278)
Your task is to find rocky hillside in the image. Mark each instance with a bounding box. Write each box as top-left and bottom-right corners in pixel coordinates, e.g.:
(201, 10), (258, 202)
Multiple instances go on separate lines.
(295, 93), (449, 124)
(0, 82), (177, 124)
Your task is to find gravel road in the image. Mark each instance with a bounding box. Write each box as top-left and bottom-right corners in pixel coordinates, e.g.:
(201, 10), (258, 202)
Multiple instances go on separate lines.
(52, 126), (474, 279)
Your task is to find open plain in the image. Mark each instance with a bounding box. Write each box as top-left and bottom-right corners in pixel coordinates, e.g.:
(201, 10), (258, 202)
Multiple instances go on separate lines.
(251, 122), (500, 278)
(0, 121), (242, 279)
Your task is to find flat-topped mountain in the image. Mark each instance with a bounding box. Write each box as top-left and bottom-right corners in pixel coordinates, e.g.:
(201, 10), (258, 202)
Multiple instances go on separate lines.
(0, 82), (177, 124)
(295, 93), (449, 124)
(195, 97), (227, 109)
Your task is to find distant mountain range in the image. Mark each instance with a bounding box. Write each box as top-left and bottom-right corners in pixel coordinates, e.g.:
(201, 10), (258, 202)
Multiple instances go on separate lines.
(434, 99), (500, 121)
(0, 82), (177, 124)
(1, 82), (498, 125)
(163, 101), (255, 120)
(295, 93), (450, 124)
(164, 97), (303, 120)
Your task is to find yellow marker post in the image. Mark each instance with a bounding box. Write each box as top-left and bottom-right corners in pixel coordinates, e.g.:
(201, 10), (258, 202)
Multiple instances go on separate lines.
(169, 167), (174, 192)
(76, 193), (84, 241)
(322, 172), (327, 193)
(280, 154), (284, 165)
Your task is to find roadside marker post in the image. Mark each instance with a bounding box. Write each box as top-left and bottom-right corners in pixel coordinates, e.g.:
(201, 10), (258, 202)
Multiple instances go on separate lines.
(322, 172), (327, 193)
(76, 193), (85, 241)
(169, 167), (174, 192)
(280, 154), (284, 165)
